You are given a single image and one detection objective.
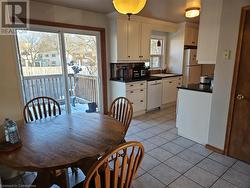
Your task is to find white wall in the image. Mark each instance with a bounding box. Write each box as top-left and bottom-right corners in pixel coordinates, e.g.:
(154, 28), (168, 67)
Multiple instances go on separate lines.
(208, 0), (250, 149)
(166, 23), (185, 74)
(0, 35), (23, 138)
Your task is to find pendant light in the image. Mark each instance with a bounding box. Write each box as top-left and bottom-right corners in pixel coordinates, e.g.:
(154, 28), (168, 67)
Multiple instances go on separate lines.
(113, 0), (147, 20)
(185, 0), (201, 18)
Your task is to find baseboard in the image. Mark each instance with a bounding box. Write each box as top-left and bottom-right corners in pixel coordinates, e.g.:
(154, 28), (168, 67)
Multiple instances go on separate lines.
(133, 110), (146, 117)
(161, 102), (176, 109)
(205, 144), (224, 154)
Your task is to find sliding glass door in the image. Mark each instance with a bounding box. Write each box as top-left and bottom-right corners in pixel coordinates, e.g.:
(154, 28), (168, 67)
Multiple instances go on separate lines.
(64, 33), (100, 113)
(16, 28), (101, 114)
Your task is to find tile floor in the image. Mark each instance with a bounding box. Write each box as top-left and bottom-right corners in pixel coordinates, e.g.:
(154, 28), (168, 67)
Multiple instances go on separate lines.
(2, 105), (250, 188)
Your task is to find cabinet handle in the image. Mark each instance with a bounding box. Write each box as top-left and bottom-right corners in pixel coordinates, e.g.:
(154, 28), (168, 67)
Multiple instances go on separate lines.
(140, 100), (143, 102)
(128, 56), (131, 58)
(140, 89), (144, 91)
(140, 83), (144, 85)
(192, 41), (195, 44)
(131, 102), (134, 104)
(139, 55), (143, 58)
(130, 91), (134, 93)
(169, 81), (172, 84)
(130, 84), (134, 87)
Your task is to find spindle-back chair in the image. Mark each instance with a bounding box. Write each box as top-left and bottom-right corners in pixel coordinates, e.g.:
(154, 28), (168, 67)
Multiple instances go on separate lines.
(108, 97), (133, 135)
(23, 96), (61, 123)
(82, 141), (144, 188)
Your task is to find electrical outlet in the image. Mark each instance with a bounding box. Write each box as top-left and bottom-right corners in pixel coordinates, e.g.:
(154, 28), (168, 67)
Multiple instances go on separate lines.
(224, 49), (231, 60)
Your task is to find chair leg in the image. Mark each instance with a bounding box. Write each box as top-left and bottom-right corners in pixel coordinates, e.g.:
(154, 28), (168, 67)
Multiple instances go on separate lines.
(32, 171), (52, 188)
(71, 167), (78, 175)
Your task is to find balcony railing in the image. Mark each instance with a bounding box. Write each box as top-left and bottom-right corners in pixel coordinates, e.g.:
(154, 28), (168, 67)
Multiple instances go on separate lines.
(23, 74), (98, 105)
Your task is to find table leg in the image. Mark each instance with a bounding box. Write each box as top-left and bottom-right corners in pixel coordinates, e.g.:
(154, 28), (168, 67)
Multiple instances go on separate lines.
(32, 171), (52, 188)
(32, 169), (70, 188)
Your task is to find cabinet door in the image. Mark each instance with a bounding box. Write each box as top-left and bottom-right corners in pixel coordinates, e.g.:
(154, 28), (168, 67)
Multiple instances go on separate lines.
(140, 23), (151, 61)
(197, 0), (223, 64)
(185, 26), (198, 46)
(127, 21), (140, 60)
(192, 27), (199, 46)
(117, 19), (128, 61)
(162, 78), (181, 104)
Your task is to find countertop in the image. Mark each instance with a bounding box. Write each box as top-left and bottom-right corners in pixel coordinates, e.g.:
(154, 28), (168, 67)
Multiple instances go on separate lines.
(152, 73), (183, 78)
(110, 73), (182, 83)
(110, 76), (162, 83)
(178, 84), (213, 93)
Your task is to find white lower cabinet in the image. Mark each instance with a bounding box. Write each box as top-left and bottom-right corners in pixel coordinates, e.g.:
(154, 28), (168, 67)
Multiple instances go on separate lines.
(162, 76), (182, 105)
(110, 81), (146, 116)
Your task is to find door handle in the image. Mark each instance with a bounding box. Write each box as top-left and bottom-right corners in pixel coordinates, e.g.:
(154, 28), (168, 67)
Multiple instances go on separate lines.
(236, 94), (245, 100)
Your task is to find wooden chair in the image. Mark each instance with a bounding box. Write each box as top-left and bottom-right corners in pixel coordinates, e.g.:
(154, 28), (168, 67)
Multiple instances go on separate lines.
(23, 96), (61, 123)
(23, 96), (69, 187)
(108, 97), (133, 135)
(76, 97), (133, 176)
(74, 141), (144, 188)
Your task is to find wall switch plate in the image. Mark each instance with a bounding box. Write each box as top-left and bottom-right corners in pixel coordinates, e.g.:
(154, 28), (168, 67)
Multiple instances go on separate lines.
(224, 49), (231, 60)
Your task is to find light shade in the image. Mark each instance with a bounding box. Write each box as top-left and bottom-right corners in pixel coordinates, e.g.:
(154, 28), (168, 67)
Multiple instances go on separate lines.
(113, 0), (147, 15)
(185, 8), (200, 18)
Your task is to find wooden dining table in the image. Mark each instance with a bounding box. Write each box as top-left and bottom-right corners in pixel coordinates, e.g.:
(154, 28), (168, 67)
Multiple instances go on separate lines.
(0, 112), (125, 187)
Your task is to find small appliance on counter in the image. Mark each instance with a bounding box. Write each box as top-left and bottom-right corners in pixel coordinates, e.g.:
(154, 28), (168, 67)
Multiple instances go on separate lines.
(110, 63), (147, 81)
(132, 66), (140, 79)
(200, 75), (214, 85)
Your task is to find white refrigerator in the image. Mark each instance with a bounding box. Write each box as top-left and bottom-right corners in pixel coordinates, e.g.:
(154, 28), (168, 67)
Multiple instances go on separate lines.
(183, 49), (201, 85)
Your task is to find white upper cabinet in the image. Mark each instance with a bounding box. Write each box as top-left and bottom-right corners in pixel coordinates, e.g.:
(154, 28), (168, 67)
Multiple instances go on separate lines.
(140, 23), (151, 61)
(184, 23), (199, 46)
(197, 0), (223, 64)
(109, 17), (151, 63)
(127, 21), (141, 60)
(116, 19), (128, 61)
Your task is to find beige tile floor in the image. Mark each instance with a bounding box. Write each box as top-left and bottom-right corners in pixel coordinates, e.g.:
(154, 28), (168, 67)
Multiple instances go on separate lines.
(2, 105), (250, 188)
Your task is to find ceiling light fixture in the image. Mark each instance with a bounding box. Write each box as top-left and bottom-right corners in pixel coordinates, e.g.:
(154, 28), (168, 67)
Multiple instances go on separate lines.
(113, 0), (147, 20)
(185, 7), (200, 18)
(185, 0), (201, 18)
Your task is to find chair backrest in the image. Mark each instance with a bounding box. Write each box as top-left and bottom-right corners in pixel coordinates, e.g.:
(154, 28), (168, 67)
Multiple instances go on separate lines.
(23, 96), (61, 123)
(108, 97), (133, 134)
(84, 141), (144, 188)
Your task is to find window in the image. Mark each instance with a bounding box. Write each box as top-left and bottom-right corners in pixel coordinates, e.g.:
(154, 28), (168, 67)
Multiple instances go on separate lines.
(146, 37), (165, 69)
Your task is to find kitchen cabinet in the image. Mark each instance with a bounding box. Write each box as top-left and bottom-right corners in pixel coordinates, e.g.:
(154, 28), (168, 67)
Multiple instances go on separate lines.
(109, 17), (151, 63)
(162, 76), (182, 105)
(184, 23), (199, 46)
(110, 81), (147, 116)
(127, 21), (140, 60)
(140, 23), (151, 61)
(116, 19), (128, 61)
(197, 0), (223, 64)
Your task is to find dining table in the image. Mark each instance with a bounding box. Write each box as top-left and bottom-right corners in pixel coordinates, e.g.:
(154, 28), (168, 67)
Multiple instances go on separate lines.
(0, 112), (125, 188)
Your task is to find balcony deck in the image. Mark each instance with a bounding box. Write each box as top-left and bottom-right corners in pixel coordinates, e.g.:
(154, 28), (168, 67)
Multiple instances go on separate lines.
(23, 73), (98, 113)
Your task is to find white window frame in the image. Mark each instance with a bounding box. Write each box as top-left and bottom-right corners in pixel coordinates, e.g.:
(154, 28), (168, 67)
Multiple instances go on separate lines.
(149, 35), (166, 70)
